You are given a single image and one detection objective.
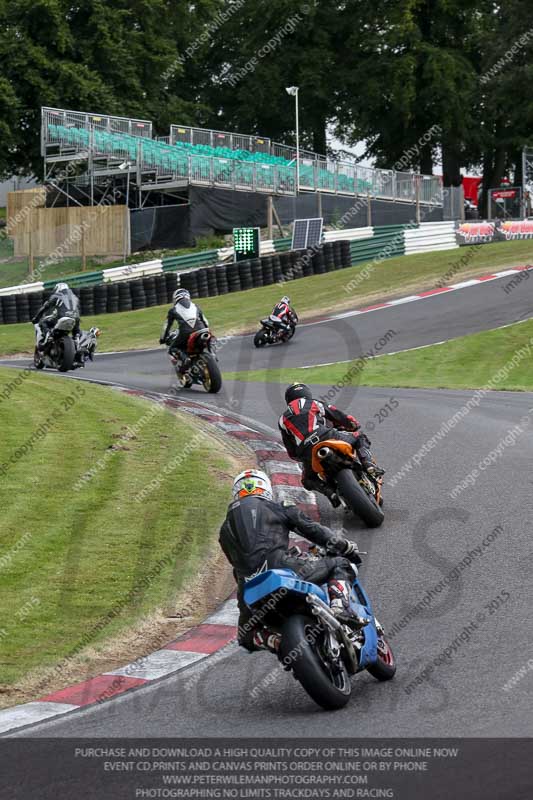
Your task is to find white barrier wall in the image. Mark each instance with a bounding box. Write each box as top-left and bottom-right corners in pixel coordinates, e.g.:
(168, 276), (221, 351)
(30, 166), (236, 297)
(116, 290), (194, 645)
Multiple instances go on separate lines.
(404, 221), (458, 255)
(102, 259), (163, 283)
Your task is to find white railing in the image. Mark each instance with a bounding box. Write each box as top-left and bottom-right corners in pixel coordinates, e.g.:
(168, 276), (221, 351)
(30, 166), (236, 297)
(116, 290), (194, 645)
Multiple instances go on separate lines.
(42, 106), (152, 155)
(170, 124), (271, 154)
(42, 109), (443, 203)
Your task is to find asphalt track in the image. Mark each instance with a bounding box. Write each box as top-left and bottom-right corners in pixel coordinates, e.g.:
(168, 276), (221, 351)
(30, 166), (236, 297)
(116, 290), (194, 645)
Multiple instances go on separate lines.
(3, 273), (533, 737)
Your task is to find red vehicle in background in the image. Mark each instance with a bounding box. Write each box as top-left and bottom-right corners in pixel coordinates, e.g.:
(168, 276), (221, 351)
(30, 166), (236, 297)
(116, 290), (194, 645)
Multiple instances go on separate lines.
(462, 176), (482, 218)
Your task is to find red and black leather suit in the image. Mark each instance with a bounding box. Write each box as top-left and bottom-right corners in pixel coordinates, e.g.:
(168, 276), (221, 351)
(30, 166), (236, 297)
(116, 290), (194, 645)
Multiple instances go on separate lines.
(270, 301), (298, 333)
(278, 397), (374, 492)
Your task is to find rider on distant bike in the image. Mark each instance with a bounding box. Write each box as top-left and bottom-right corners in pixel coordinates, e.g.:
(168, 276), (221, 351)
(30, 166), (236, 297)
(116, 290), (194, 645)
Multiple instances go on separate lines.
(31, 282), (81, 351)
(279, 383), (384, 507)
(219, 469), (362, 653)
(269, 295), (298, 338)
(159, 288), (210, 372)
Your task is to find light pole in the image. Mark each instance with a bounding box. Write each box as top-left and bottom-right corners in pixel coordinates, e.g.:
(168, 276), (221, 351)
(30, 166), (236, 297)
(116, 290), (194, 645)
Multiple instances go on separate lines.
(286, 86), (300, 193)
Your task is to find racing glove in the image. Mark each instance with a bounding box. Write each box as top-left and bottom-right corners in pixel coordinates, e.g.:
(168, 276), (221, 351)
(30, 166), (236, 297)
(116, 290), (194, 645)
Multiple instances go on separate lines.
(327, 536), (362, 564)
(346, 414), (361, 432)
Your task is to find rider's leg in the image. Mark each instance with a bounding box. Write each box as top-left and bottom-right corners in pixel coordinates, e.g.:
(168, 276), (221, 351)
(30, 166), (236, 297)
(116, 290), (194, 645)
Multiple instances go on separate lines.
(332, 430), (385, 477)
(354, 432), (385, 476)
(301, 460), (341, 507)
(274, 553), (356, 619)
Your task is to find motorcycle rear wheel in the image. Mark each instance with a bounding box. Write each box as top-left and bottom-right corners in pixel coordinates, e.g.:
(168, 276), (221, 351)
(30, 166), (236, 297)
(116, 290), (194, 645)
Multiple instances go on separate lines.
(202, 353), (222, 393)
(254, 330), (268, 347)
(336, 469), (384, 528)
(58, 336), (76, 372)
(280, 614), (352, 710)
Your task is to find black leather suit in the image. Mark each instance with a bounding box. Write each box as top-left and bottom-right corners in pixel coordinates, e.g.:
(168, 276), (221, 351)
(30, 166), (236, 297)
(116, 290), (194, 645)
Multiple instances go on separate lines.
(219, 495), (354, 650)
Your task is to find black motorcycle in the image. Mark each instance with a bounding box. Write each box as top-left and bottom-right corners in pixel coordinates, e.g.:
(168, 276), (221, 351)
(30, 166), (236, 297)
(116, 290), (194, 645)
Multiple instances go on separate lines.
(254, 317), (296, 348)
(34, 317), (100, 372)
(168, 328), (222, 393)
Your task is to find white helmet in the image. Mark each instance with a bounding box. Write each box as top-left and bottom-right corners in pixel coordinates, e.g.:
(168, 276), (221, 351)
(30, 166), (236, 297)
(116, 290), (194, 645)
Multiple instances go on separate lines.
(281, 295), (291, 305)
(232, 469), (272, 502)
(173, 288), (190, 304)
(55, 282), (69, 292)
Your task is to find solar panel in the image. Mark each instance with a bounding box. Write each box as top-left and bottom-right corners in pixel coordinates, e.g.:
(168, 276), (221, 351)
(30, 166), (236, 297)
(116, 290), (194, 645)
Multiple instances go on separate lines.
(306, 218), (323, 248)
(291, 218), (323, 250)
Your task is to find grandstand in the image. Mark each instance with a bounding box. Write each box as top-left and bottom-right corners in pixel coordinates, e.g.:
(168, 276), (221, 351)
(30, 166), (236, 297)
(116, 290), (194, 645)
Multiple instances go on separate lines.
(41, 106), (442, 208)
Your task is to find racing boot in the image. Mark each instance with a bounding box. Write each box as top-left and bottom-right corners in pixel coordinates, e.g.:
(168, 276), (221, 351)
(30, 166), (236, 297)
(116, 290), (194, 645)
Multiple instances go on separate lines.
(252, 627), (281, 654)
(328, 580), (370, 628)
(356, 439), (385, 477)
(365, 463), (385, 478)
(328, 579), (352, 617)
(302, 474), (341, 508)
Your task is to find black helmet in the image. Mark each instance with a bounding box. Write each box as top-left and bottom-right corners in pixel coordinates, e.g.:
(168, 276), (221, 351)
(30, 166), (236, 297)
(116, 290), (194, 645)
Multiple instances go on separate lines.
(285, 383), (312, 404)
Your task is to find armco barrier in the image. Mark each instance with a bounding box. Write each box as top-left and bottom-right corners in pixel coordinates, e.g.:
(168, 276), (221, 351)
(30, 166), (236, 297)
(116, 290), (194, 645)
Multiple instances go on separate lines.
(162, 250), (219, 272)
(42, 271), (104, 290)
(350, 225), (407, 265)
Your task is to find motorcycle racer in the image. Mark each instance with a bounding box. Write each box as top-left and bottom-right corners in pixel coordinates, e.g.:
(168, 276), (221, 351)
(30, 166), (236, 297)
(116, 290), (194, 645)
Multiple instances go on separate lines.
(219, 469), (362, 653)
(31, 282), (81, 351)
(159, 288), (210, 372)
(269, 295), (298, 337)
(279, 383), (384, 506)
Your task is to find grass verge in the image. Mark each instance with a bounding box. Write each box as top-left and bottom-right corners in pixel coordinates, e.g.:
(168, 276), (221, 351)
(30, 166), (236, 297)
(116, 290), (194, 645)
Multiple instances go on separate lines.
(0, 371), (237, 705)
(0, 238), (532, 357)
(224, 319), (533, 392)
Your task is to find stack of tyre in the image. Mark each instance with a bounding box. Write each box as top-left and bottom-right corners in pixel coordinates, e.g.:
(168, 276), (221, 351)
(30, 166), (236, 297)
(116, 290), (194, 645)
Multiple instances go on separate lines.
(0, 241), (354, 324)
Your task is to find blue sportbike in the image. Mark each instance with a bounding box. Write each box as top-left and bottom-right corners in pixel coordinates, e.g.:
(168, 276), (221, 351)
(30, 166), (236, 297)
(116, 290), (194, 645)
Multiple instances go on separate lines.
(243, 546), (396, 710)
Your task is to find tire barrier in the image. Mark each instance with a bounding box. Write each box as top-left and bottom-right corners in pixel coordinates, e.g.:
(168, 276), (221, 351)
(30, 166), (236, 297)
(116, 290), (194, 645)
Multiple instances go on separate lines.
(142, 276), (158, 308)
(130, 279), (146, 310)
(0, 241), (355, 323)
(28, 291), (44, 319)
(179, 269), (199, 299)
(79, 286), (95, 316)
(106, 282), (119, 314)
(164, 271), (178, 302)
(118, 281), (133, 312)
(206, 266), (219, 297)
(215, 264), (229, 295)
(238, 260), (253, 291)
(94, 284), (108, 316)
(226, 262), (241, 293)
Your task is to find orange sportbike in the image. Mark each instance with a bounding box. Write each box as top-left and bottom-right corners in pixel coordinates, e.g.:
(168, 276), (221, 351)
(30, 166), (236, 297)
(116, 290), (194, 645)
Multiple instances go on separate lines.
(311, 438), (384, 528)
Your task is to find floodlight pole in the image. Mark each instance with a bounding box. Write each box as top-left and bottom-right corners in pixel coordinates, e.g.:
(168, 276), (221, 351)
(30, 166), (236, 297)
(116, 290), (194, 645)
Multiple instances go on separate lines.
(295, 88), (300, 194)
(286, 86), (300, 194)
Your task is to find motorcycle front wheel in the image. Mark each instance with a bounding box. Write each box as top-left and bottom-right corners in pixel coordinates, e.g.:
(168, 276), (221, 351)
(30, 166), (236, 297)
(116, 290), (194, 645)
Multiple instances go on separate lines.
(336, 469), (384, 528)
(367, 634), (396, 681)
(280, 614), (352, 710)
(33, 347), (44, 370)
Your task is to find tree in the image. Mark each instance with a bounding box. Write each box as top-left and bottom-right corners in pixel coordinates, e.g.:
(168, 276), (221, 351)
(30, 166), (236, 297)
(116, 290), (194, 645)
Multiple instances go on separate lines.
(0, 0), (221, 177)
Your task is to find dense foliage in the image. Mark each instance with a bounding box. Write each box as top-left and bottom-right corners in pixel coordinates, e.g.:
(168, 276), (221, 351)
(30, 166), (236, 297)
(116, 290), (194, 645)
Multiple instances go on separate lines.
(1, 0), (532, 207)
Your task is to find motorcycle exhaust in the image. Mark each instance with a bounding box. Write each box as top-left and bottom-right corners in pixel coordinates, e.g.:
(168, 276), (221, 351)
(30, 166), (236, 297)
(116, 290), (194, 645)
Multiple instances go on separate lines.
(307, 594), (343, 633)
(200, 331), (211, 341)
(306, 595), (359, 675)
(317, 447), (331, 460)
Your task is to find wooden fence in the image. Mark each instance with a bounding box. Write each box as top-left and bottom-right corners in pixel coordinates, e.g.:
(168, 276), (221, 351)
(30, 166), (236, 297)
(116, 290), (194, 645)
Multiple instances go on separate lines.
(6, 191), (130, 261)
